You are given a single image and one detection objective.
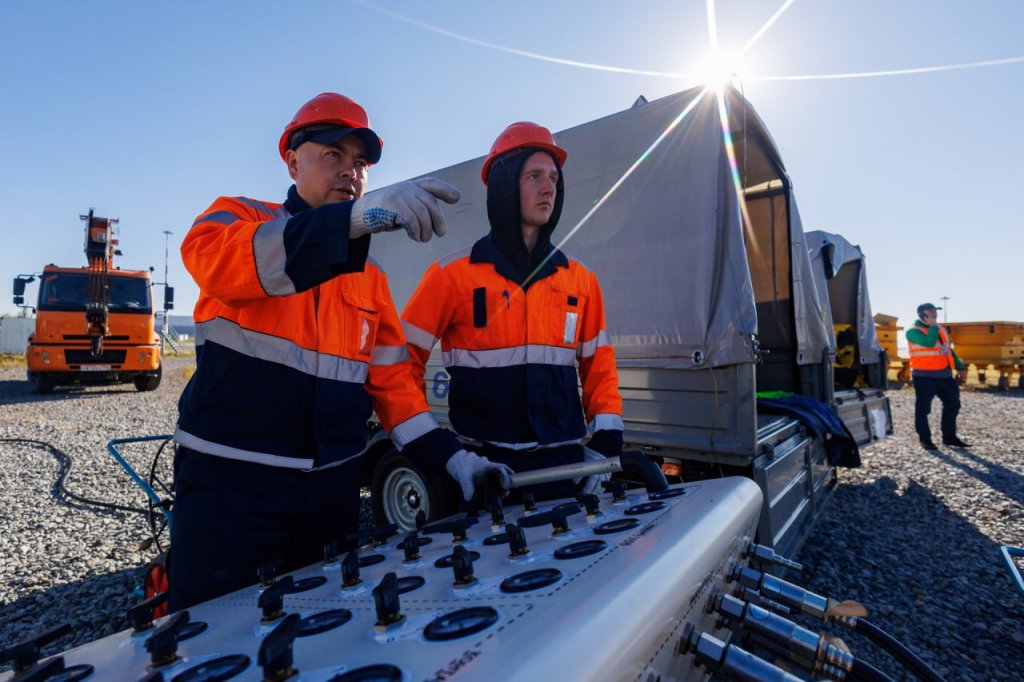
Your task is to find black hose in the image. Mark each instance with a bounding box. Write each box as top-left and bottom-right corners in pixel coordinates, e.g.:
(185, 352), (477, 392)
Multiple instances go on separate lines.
(0, 437), (148, 515)
(145, 438), (174, 553)
(853, 618), (945, 682)
(619, 450), (669, 492)
(849, 656), (896, 682)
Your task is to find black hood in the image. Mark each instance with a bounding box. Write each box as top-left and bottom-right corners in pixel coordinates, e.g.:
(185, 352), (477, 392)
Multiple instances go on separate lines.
(485, 148), (564, 285)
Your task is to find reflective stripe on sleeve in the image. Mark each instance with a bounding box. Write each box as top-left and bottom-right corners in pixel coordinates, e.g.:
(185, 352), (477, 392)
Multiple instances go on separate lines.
(196, 317), (368, 383)
(589, 413), (625, 433)
(252, 216), (297, 296)
(442, 344), (577, 369)
(402, 321), (439, 351)
(391, 412), (441, 450)
(371, 344), (410, 366)
(577, 330), (611, 358)
(192, 210), (241, 227)
(236, 197), (280, 215)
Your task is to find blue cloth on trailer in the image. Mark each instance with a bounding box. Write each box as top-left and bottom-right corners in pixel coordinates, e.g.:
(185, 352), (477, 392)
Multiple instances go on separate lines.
(757, 395), (861, 468)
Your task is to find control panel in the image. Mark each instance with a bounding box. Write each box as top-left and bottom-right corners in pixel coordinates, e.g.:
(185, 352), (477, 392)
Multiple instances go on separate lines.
(4, 476), (767, 681)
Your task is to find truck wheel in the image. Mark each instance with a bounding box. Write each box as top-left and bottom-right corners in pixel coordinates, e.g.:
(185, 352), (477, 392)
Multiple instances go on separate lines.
(370, 451), (457, 530)
(29, 373), (55, 395)
(134, 365), (162, 392)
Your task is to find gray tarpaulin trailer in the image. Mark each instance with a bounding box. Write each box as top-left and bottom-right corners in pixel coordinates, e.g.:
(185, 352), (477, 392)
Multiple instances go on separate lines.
(806, 230), (893, 445)
(365, 85), (852, 558)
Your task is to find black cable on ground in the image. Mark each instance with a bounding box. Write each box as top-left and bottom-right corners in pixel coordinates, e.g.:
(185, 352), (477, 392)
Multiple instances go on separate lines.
(849, 656), (896, 682)
(145, 438), (174, 554)
(853, 618), (945, 682)
(0, 437), (148, 515)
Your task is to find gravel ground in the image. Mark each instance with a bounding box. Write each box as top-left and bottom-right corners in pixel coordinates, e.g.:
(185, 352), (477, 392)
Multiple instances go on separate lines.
(1, 355), (1022, 679)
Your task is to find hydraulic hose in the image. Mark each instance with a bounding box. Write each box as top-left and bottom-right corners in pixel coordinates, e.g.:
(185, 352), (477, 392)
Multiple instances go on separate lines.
(848, 618), (945, 682)
(732, 566), (945, 682)
(0, 437), (148, 515)
(848, 657), (896, 682)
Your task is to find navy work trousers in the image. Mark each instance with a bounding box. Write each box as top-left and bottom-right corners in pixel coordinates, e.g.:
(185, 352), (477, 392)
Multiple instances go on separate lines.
(912, 375), (961, 443)
(168, 446), (361, 612)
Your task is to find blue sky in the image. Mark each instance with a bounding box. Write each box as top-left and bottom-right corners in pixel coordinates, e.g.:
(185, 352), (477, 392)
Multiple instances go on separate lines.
(2, 0), (1022, 326)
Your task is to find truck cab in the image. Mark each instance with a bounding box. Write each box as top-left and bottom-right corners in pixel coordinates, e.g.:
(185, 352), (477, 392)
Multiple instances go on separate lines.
(13, 211), (162, 394)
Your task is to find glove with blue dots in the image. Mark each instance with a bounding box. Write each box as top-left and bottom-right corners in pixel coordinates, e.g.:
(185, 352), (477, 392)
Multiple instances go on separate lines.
(350, 178), (461, 242)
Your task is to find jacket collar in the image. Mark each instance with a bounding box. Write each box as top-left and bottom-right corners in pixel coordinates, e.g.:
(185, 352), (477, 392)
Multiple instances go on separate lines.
(470, 234), (567, 288)
(284, 184), (309, 215)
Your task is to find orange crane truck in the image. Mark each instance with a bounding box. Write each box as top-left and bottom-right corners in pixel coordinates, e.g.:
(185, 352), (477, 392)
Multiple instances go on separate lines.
(12, 210), (162, 394)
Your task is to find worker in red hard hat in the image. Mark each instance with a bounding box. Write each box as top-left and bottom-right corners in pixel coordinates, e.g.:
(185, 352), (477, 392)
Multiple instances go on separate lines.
(170, 93), (509, 611)
(402, 122), (624, 502)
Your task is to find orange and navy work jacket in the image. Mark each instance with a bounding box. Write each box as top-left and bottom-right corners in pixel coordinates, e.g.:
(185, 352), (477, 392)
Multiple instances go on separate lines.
(175, 186), (455, 469)
(906, 320), (960, 378)
(401, 236), (623, 449)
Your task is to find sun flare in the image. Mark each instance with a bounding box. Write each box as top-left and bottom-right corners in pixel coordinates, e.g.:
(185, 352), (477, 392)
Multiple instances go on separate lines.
(695, 49), (745, 91)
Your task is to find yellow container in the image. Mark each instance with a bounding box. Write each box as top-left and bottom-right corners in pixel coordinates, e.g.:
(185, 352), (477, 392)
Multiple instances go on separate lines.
(945, 322), (1024, 370)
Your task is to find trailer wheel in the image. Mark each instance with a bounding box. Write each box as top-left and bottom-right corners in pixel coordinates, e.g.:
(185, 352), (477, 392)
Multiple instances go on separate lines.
(370, 451), (457, 530)
(134, 365), (162, 392)
(29, 373), (55, 395)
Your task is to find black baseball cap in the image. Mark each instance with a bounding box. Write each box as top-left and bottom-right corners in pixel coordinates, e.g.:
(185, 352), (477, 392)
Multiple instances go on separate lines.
(917, 303), (942, 317)
(287, 124), (382, 164)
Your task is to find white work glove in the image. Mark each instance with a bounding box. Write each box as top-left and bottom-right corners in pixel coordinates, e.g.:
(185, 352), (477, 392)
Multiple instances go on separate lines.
(578, 446), (612, 496)
(445, 449), (513, 501)
(350, 178), (460, 242)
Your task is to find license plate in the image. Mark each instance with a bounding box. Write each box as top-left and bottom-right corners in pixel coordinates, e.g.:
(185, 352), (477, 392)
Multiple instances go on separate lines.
(80, 365), (111, 372)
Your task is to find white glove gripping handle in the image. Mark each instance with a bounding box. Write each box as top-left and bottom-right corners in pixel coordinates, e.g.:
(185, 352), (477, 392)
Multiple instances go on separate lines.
(445, 449), (513, 501)
(351, 178), (460, 242)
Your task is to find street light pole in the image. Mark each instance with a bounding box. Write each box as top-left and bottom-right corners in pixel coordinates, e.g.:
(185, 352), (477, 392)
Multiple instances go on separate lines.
(162, 230), (172, 352)
(939, 295), (950, 323)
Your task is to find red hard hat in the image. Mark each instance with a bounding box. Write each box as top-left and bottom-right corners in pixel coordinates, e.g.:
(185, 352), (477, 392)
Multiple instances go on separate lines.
(278, 92), (383, 163)
(481, 121), (567, 185)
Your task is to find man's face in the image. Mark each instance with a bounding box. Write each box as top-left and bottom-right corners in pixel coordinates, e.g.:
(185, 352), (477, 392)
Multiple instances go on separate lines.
(519, 151), (559, 229)
(286, 134), (368, 208)
(921, 308), (938, 324)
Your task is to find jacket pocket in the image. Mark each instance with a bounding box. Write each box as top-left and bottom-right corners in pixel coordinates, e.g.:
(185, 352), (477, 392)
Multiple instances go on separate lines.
(549, 286), (586, 347)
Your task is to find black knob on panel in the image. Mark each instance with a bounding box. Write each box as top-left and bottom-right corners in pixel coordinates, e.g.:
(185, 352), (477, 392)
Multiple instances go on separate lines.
(506, 523), (529, 557)
(145, 611), (189, 667)
(127, 591), (169, 633)
(342, 549), (362, 588)
(401, 531), (422, 562)
(602, 479), (628, 501)
(478, 468), (509, 511)
(373, 572), (404, 628)
(258, 613), (301, 682)
(0, 623), (71, 673)
(258, 576), (293, 623)
(258, 559), (282, 588)
(323, 539), (339, 564)
(451, 545), (476, 587)
(489, 498), (506, 526)
(10, 656), (67, 682)
(346, 523), (400, 549)
(576, 493), (601, 516)
(517, 502), (582, 535)
(421, 512), (479, 543)
(521, 492), (537, 512)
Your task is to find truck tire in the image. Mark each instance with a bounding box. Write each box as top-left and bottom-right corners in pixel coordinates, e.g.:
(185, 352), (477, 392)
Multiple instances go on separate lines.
(29, 373), (55, 395)
(370, 450), (458, 531)
(134, 365), (162, 392)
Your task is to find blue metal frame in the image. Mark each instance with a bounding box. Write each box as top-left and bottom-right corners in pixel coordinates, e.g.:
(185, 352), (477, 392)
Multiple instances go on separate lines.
(1000, 545), (1024, 599)
(107, 434), (174, 529)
